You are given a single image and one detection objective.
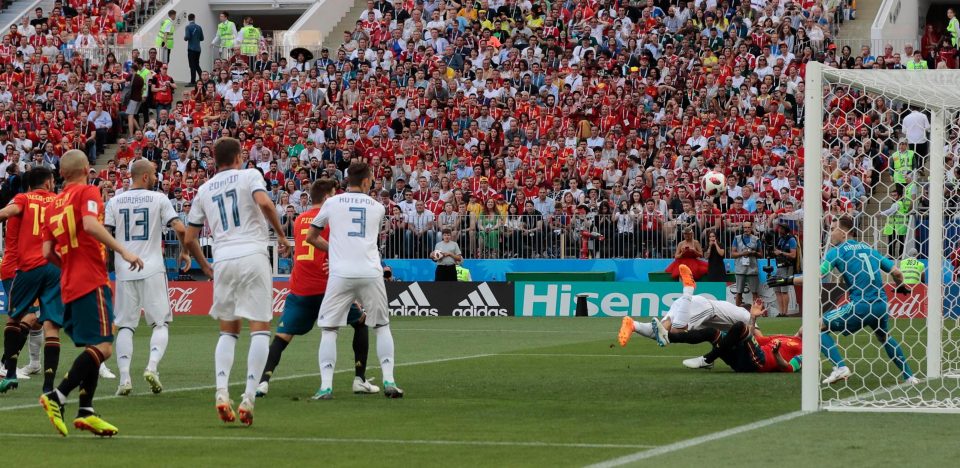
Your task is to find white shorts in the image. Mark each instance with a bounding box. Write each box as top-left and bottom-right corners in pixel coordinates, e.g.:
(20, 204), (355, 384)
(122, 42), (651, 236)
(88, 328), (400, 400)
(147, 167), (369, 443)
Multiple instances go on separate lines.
(115, 273), (172, 328)
(665, 295), (750, 332)
(317, 276), (389, 328)
(211, 253), (272, 323)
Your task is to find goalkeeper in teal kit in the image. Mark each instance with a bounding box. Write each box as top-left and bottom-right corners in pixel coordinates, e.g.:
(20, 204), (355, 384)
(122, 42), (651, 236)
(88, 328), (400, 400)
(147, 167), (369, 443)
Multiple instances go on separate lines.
(767, 215), (918, 385)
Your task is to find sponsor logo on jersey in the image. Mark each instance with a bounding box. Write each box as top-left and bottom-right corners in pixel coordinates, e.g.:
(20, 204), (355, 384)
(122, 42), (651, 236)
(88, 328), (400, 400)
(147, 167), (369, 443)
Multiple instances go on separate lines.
(452, 282), (509, 316)
(388, 282), (438, 316)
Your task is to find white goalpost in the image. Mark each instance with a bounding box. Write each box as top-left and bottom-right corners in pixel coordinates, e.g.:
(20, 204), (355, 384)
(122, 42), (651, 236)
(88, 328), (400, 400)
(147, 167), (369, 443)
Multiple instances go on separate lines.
(802, 63), (960, 413)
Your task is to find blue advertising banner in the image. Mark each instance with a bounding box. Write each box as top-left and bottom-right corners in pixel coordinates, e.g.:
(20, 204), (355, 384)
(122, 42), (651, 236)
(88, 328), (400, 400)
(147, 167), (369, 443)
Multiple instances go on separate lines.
(514, 281), (728, 317)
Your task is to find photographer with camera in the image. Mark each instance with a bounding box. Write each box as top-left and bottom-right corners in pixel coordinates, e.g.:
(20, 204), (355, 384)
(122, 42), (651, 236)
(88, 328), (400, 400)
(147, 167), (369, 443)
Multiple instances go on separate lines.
(771, 222), (799, 316)
(732, 222), (762, 307)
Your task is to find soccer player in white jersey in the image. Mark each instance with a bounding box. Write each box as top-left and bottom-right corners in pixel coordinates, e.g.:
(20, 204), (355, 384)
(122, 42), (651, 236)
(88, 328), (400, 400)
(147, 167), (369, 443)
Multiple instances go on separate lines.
(184, 138), (290, 425)
(618, 265), (752, 361)
(306, 161), (403, 399)
(105, 160), (200, 396)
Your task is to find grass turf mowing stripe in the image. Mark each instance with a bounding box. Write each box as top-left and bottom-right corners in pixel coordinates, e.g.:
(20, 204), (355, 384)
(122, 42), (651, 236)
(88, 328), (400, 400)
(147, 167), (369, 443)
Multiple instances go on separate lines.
(0, 432), (657, 449)
(0, 353), (497, 413)
(584, 411), (807, 467)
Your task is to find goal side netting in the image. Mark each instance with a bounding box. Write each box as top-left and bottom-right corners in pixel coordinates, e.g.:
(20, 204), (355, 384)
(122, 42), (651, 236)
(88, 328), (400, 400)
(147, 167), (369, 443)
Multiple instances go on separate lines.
(802, 64), (960, 413)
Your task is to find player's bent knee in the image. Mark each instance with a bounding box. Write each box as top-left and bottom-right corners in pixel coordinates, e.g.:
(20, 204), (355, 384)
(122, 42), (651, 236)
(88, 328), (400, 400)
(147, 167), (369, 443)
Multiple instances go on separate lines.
(94, 342), (113, 359)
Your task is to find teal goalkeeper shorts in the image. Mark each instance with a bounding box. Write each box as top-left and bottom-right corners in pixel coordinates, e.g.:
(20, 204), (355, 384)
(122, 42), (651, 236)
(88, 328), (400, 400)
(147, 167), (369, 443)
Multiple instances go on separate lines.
(278, 293), (363, 335)
(64, 285), (115, 346)
(9, 264), (64, 326)
(822, 301), (889, 336)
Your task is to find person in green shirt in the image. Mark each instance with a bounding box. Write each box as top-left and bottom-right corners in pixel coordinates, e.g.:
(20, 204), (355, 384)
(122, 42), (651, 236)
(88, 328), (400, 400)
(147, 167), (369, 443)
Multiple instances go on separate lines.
(898, 249), (926, 285)
(155, 9), (176, 63)
(948, 8), (960, 49)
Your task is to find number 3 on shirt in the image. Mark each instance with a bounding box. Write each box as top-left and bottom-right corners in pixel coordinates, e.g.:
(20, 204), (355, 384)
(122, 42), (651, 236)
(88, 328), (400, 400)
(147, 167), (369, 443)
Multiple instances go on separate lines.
(348, 207), (366, 238)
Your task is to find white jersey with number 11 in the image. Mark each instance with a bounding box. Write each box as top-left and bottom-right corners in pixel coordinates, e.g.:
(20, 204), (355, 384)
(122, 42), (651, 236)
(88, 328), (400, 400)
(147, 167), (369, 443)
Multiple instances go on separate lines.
(187, 168), (269, 262)
(311, 192), (384, 279)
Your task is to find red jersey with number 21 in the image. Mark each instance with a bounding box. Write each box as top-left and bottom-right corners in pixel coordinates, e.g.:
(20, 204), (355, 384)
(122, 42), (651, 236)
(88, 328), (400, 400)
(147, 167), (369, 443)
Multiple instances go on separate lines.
(43, 184), (109, 303)
(290, 207), (329, 296)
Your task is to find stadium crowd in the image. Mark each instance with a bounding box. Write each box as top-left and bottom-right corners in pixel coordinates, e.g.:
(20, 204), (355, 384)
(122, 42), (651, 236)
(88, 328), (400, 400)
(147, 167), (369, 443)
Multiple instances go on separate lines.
(0, 0), (929, 269)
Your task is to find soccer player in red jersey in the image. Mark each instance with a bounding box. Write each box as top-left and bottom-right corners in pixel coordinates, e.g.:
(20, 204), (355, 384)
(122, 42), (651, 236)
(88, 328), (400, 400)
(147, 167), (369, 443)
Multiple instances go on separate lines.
(255, 178), (378, 397)
(680, 299), (802, 373)
(38, 150), (144, 437)
(0, 167), (63, 394)
(0, 175), (22, 378)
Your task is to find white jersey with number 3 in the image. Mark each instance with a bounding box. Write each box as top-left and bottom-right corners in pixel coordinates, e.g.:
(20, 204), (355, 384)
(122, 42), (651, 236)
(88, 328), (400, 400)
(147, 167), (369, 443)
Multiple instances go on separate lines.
(104, 189), (179, 281)
(187, 168), (269, 262)
(312, 192), (384, 278)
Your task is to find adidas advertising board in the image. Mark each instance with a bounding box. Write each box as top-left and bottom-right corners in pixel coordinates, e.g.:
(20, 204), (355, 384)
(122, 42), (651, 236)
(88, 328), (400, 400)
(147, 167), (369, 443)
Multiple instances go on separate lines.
(386, 282), (515, 317)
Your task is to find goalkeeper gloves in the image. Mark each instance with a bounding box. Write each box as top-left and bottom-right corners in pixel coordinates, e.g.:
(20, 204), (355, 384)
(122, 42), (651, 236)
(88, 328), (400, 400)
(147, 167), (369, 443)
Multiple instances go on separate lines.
(894, 284), (912, 295)
(766, 276), (795, 288)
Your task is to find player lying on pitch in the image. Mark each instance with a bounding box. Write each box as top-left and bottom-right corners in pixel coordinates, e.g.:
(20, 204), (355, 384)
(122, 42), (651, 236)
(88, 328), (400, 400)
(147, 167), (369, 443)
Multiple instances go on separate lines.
(680, 299), (802, 373)
(618, 264), (752, 349)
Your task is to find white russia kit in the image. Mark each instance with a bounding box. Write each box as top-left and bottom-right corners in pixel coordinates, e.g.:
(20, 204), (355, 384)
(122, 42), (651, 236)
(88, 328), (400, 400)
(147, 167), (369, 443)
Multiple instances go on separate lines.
(312, 192), (389, 327)
(187, 169), (272, 322)
(105, 189), (179, 327)
(664, 295), (751, 331)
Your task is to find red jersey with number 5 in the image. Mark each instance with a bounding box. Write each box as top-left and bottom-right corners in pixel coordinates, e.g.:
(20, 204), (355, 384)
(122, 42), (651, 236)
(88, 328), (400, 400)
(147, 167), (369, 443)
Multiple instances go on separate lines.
(43, 184), (109, 303)
(290, 206), (330, 296)
(12, 190), (57, 271)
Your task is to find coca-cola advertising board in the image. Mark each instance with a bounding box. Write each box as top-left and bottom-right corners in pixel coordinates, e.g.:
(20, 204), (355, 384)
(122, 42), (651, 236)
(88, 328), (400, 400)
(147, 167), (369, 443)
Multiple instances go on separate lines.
(163, 281), (291, 316)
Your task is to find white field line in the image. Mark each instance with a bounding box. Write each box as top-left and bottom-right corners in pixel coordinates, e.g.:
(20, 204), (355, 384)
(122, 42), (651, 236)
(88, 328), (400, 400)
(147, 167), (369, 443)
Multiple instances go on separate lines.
(584, 411), (808, 467)
(0, 353), (497, 413)
(0, 432), (656, 449)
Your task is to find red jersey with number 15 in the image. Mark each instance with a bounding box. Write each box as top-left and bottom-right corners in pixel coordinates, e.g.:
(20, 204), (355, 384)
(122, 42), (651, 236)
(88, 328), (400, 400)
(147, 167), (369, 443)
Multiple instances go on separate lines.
(43, 184), (109, 303)
(289, 206), (330, 296)
(12, 190), (57, 271)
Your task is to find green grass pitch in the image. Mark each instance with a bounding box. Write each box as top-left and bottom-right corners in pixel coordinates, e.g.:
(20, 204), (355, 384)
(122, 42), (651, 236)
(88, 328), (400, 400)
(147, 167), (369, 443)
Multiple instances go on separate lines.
(1, 317), (958, 467)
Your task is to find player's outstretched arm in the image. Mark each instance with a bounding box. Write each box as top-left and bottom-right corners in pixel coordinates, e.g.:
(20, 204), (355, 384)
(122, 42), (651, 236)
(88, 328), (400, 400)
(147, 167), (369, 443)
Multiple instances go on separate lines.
(0, 203), (22, 223)
(168, 219), (192, 272)
(183, 225), (213, 277)
(41, 240), (62, 269)
(82, 215), (144, 271)
(253, 190), (290, 255)
(305, 225), (329, 252)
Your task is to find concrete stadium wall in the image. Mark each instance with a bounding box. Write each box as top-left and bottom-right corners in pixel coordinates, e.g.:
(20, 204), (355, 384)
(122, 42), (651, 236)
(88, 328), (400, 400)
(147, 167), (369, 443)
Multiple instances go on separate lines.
(133, 0), (218, 83)
(872, 0), (920, 46)
(283, 0), (355, 47)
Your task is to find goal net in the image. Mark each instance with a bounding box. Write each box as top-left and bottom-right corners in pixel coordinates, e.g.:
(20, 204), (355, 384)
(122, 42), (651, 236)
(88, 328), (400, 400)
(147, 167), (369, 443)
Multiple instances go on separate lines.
(802, 63), (960, 413)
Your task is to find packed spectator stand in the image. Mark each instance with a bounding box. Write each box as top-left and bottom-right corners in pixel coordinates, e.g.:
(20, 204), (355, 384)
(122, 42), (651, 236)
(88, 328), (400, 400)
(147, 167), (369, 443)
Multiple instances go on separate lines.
(0, 0), (934, 275)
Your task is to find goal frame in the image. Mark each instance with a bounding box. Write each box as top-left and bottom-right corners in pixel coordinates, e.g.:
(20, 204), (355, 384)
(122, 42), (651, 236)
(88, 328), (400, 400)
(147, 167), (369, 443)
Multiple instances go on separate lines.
(801, 63), (953, 413)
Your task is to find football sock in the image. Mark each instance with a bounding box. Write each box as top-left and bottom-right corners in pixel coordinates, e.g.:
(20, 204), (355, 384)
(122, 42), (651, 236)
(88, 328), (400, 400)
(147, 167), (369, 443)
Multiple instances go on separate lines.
(351, 322), (369, 381)
(375, 325), (396, 384)
(42, 336), (60, 393)
(116, 327), (134, 384)
(668, 328), (721, 346)
(820, 332), (846, 368)
(633, 320), (654, 338)
(27, 329), (42, 367)
(318, 329), (338, 390)
(3, 323), (30, 379)
(703, 323), (748, 363)
(215, 333), (238, 391)
(147, 324), (169, 373)
(78, 350), (104, 414)
(261, 336), (290, 383)
(879, 334), (913, 379)
(245, 331), (270, 401)
(57, 346), (103, 399)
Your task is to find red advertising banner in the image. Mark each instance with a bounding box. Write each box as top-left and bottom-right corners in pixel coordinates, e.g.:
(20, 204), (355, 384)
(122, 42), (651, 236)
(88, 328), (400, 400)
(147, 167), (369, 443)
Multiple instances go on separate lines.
(164, 281), (292, 316)
(886, 284), (927, 319)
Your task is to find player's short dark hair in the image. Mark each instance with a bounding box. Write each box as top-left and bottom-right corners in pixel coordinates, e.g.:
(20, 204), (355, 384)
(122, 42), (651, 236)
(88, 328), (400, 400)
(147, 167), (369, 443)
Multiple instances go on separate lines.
(26, 167), (53, 189)
(213, 137), (241, 169)
(311, 177), (337, 201)
(345, 161), (371, 188)
(188, 13), (195, 21)
(838, 215), (855, 232)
